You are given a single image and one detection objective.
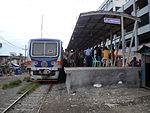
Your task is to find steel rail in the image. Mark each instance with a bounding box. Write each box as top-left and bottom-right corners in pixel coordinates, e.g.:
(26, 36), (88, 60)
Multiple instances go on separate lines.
(37, 83), (53, 113)
(2, 87), (33, 113)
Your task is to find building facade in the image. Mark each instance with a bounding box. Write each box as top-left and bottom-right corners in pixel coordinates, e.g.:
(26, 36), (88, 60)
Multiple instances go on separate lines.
(98, 0), (129, 11)
(98, 0), (150, 53)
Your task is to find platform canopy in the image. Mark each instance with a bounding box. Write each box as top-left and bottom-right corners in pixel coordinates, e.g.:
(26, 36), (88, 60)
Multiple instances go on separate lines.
(67, 10), (141, 50)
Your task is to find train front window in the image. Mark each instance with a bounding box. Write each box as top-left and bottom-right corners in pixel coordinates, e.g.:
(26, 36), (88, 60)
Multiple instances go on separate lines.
(31, 41), (58, 57)
(45, 43), (57, 56)
(32, 43), (44, 56)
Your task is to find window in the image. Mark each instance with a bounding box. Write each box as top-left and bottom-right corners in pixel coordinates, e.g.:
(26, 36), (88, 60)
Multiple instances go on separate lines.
(31, 41), (58, 57)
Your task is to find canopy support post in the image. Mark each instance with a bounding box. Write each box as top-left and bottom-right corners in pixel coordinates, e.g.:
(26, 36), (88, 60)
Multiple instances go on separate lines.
(110, 30), (113, 66)
(113, 36), (121, 66)
(121, 16), (125, 67)
(126, 20), (137, 66)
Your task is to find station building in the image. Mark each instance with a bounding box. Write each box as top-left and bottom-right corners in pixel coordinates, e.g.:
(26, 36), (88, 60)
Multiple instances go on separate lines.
(98, 0), (150, 53)
(98, 0), (130, 11)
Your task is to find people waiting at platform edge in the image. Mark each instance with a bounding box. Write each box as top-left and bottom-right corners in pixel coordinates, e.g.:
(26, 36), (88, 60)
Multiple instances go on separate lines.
(84, 47), (92, 67)
(74, 49), (80, 67)
(101, 47), (110, 67)
(79, 50), (85, 67)
(92, 47), (102, 61)
(129, 57), (140, 67)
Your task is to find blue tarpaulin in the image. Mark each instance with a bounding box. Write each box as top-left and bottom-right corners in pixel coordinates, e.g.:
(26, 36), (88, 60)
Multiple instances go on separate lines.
(9, 67), (21, 69)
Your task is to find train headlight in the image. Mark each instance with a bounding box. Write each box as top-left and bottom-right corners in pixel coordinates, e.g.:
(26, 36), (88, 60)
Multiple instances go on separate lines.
(51, 61), (62, 65)
(57, 61), (62, 65)
(35, 61), (38, 65)
(51, 61), (55, 65)
(27, 61), (31, 65)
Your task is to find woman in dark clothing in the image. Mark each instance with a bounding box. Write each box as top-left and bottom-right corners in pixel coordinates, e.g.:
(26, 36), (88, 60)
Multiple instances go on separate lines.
(74, 49), (80, 67)
(96, 47), (102, 61)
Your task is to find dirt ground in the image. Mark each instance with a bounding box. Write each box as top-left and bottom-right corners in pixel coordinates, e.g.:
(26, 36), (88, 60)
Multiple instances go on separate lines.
(41, 83), (150, 113)
(0, 73), (29, 112)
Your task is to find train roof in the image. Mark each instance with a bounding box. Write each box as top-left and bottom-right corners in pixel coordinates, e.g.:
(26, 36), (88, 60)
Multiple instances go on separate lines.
(29, 38), (61, 42)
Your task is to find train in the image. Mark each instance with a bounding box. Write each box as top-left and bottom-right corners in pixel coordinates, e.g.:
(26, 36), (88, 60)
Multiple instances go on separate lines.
(27, 38), (63, 81)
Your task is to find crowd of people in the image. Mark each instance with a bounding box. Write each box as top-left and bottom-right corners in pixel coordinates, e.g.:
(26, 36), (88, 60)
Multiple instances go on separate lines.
(63, 46), (141, 67)
(63, 46), (116, 67)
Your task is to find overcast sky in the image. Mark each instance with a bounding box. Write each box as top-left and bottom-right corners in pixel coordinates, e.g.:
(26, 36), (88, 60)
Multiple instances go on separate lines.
(0, 0), (104, 55)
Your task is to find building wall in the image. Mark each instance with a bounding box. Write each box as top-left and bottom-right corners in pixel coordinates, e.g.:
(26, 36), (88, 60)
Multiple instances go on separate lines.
(98, 0), (129, 11)
(98, 0), (150, 52)
(117, 0), (150, 51)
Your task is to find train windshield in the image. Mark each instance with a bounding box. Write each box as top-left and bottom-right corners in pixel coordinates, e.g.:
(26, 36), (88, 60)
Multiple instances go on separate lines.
(31, 41), (58, 57)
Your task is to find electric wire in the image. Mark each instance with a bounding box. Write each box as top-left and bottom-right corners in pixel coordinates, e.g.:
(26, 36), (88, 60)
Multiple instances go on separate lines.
(0, 37), (25, 50)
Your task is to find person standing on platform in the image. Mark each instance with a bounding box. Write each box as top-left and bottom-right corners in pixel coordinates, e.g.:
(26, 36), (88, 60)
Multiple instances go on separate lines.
(96, 47), (102, 61)
(79, 50), (85, 67)
(101, 47), (110, 67)
(74, 49), (80, 67)
(85, 47), (92, 67)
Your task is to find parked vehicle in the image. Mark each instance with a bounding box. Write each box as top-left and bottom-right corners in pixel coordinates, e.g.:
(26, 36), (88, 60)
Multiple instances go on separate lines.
(0, 68), (2, 76)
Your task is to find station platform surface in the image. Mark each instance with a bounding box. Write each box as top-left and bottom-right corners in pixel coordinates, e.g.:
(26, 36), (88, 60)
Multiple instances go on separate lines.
(64, 67), (141, 93)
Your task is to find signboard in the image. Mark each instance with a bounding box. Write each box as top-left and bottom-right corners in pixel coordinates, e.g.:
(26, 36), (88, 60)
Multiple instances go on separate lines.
(104, 18), (120, 24)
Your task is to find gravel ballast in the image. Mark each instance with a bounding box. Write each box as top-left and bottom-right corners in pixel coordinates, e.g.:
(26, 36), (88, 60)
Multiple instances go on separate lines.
(41, 83), (150, 113)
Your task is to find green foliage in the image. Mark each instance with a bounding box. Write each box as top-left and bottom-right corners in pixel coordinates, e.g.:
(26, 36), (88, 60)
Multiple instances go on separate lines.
(2, 84), (9, 90)
(17, 82), (40, 94)
(23, 77), (30, 82)
(2, 80), (22, 90)
(9, 80), (22, 88)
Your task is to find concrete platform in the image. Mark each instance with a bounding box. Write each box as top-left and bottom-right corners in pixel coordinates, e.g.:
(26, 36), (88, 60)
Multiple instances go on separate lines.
(64, 67), (141, 93)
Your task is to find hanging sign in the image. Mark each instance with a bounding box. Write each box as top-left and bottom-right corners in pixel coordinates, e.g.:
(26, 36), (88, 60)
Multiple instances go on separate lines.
(104, 18), (121, 24)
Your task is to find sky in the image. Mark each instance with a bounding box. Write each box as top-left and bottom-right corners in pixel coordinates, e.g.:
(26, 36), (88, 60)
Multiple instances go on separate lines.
(0, 0), (104, 55)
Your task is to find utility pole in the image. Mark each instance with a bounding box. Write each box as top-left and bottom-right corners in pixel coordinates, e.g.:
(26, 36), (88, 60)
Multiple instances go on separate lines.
(25, 45), (27, 63)
(41, 15), (44, 39)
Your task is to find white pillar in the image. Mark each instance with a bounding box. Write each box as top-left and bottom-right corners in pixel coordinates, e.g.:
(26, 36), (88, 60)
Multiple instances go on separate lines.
(133, 0), (139, 51)
(121, 16), (125, 67)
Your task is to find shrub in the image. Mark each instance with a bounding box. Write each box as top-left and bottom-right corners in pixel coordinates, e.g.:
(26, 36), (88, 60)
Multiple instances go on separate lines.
(2, 79), (22, 90)
(2, 84), (9, 90)
(23, 77), (30, 82)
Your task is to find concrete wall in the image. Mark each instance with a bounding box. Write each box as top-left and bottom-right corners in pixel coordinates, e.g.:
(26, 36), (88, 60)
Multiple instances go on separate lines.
(65, 67), (141, 93)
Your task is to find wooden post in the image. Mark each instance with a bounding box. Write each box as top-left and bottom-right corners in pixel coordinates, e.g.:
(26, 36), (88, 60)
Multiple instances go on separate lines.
(113, 36), (121, 66)
(126, 20), (137, 66)
(121, 16), (125, 67)
(110, 30), (113, 66)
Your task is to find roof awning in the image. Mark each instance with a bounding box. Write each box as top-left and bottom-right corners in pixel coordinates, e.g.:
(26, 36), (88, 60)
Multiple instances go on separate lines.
(67, 10), (141, 50)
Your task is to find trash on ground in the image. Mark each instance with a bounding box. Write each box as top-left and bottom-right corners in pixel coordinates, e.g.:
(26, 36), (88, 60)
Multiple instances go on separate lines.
(105, 103), (119, 108)
(118, 81), (123, 84)
(93, 84), (102, 88)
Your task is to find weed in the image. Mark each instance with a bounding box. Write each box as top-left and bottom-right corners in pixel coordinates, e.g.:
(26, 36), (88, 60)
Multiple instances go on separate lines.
(58, 87), (65, 90)
(23, 77), (30, 82)
(17, 82), (40, 94)
(2, 84), (9, 90)
(9, 80), (22, 88)
(2, 79), (22, 90)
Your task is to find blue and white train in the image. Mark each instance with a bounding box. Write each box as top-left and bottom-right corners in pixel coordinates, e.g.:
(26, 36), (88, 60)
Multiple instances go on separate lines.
(27, 38), (63, 81)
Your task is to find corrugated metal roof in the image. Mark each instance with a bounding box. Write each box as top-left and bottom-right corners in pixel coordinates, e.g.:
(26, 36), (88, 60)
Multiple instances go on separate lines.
(67, 11), (140, 50)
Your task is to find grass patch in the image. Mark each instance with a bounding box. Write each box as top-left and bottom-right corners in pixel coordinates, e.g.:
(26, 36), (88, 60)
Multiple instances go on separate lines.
(2, 80), (22, 90)
(58, 87), (65, 91)
(17, 82), (40, 94)
(23, 77), (30, 82)
(2, 84), (9, 90)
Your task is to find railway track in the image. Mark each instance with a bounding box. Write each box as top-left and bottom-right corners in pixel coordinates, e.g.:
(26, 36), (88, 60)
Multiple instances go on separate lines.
(1, 83), (53, 113)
